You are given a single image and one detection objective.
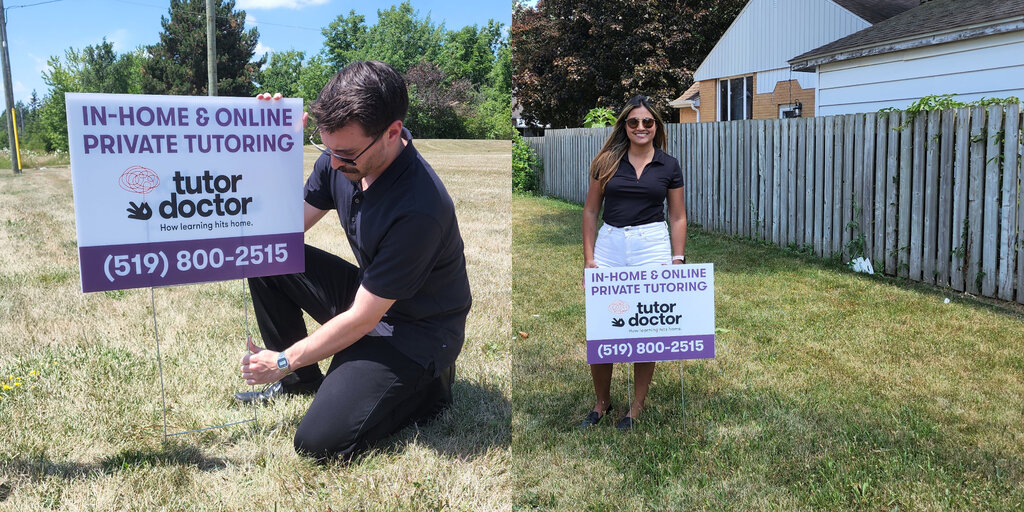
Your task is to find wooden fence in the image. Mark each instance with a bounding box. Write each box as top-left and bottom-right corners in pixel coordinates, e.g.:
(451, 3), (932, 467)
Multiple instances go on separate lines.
(524, 105), (1024, 304)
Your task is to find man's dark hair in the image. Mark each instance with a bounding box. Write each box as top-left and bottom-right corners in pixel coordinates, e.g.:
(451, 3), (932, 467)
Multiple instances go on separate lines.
(310, 60), (409, 136)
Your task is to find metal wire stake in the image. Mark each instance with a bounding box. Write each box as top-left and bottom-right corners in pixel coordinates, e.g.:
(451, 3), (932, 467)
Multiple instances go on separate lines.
(242, 278), (258, 428)
(627, 362), (633, 431)
(151, 287), (169, 441)
(680, 361), (686, 421)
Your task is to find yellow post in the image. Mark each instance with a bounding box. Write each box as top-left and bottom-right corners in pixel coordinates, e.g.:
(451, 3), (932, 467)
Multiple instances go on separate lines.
(10, 108), (21, 172)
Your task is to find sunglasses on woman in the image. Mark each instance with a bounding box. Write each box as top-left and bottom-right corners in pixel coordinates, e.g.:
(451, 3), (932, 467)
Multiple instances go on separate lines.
(626, 117), (655, 129)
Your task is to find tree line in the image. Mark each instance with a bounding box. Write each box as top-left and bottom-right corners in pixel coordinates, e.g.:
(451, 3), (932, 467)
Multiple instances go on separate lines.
(510, 0), (744, 128)
(5, 0), (512, 153)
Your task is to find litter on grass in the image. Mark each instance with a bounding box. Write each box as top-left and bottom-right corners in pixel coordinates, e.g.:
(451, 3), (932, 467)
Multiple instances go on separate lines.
(849, 257), (874, 275)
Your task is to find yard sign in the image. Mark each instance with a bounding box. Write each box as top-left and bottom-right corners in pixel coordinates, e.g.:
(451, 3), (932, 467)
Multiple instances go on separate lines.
(585, 264), (716, 363)
(66, 93), (305, 292)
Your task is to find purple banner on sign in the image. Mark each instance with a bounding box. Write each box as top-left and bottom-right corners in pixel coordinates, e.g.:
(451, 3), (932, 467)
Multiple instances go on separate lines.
(586, 334), (715, 364)
(78, 232), (304, 292)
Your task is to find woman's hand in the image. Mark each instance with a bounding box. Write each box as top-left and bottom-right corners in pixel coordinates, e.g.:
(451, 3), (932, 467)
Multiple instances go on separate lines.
(585, 259), (598, 269)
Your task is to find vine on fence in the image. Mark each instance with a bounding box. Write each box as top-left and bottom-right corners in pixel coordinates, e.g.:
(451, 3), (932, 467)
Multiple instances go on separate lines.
(881, 94), (1021, 131)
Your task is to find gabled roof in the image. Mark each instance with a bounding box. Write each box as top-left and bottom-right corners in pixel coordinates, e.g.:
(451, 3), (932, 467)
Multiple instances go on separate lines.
(693, 0), (916, 82)
(791, 0), (1024, 70)
(832, 0), (920, 24)
(669, 82), (701, 108)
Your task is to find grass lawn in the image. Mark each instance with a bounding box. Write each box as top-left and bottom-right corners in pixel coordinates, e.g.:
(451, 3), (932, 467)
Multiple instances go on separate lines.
(510, 194), (1024, 511)
(0, 140), (511, 510)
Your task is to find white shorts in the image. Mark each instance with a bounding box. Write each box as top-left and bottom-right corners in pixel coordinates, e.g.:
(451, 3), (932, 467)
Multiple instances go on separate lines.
(593, 221), (671, 267)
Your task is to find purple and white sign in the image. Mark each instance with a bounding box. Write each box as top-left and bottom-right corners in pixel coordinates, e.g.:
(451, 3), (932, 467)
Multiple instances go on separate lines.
(585, 264), (715, 363)
(66, 93), (305, 292)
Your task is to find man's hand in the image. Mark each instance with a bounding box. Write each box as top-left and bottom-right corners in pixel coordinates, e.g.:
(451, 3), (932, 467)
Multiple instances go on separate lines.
(256, 92), (308, 127)
(240, 337), (286, 386)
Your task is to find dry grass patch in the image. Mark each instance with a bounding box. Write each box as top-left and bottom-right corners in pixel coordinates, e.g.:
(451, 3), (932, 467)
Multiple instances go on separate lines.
(0, 140), (511, 510)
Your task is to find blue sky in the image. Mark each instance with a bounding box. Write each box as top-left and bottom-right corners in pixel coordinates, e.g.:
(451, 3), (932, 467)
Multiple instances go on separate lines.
(3, 0), (513, 104)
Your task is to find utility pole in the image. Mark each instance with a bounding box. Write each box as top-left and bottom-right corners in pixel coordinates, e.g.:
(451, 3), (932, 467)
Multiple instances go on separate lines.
(206, 0), (217, 96)
(0, 0), (20, 174)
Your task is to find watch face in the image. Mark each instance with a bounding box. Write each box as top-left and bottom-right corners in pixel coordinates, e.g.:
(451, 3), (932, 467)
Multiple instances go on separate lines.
(276, 355), (288, 370)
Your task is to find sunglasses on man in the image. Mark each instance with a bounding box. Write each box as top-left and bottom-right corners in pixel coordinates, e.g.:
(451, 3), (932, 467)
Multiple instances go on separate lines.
(309, 131), (383, 166)
(626, 117), (655, 129)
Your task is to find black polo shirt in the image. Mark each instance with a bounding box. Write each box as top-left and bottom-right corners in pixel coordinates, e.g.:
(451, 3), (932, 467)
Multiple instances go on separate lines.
(601, 148), (683, 227)
(303, 129), (472, 372)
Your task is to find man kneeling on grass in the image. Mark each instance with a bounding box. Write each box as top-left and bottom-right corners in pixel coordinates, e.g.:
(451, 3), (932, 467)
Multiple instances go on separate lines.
(236, 60), (472, 460)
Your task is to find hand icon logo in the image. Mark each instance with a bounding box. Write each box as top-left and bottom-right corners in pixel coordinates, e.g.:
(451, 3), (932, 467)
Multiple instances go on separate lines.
(127, 201), (153, 220)
(611, 318), (625, 327)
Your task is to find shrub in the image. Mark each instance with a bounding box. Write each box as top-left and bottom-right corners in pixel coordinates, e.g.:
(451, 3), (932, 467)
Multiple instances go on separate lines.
(513, 131), (540, 194)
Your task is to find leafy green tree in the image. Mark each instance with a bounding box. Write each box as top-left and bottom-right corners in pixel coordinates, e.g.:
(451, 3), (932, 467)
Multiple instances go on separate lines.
(258, 50), (305, 98)
(361, 2), (443, 73)
(322, 1), (442, 74)
(470, 43), (514, 139)
(142, 0), (264, 96)
(511, 0), (745, 127)
(321, 10), (367, 70)
(437, 21), (503, 87)
(317, 3), (511, 139)
(35, 40), (143, 151)
(298, 54), (335, 139)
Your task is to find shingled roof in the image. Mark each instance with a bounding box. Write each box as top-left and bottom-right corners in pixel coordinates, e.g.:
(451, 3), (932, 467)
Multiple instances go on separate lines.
(791, 0), (1024, 70)
(832, 0), (920, 24)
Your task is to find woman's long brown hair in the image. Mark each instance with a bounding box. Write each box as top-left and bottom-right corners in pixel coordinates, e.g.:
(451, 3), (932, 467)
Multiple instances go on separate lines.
(588, 95), (667, 191)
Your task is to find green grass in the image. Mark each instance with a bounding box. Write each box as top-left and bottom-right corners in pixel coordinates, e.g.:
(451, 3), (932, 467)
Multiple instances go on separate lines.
(0, 149), (70, 170)
(510, 194), (1024, 510)
(0, 141), (512, 510)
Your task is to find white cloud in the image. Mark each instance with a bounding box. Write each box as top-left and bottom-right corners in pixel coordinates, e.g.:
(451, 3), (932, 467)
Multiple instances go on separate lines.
(255, 42), (273, 56)
(237, 0), (329, 9)
(13, 81), (32, 103)
(29, 53), (47, 74)
(107, 29), (132, 52)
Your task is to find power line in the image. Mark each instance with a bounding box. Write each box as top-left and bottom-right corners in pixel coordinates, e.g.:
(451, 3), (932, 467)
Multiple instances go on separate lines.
(6, 0), (63, 9)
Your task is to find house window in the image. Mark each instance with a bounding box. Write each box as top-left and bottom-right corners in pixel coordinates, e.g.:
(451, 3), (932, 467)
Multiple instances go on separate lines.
(719, 76), (753, 121)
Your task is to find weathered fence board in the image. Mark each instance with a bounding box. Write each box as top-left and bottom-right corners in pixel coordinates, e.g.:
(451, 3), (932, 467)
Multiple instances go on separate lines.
(998, 103), (1020, 301)
(951, 107), (971, 291)
(967, 106), (986, 294)
(982, 105), (1002, 296)
(923, 110), (940, 285)
(823, 116), (836, 258)
(851, 116), (868, 260)
(532, 104), (1024, 303)
(805, 118), (816, 249)
(884, 112), (900, 274)
(936, 109), (955, 287)
(910, 114), (925, 281)
(898, 113), (912, 278)
(873, 114), (886, 265)
(815, 116), (826, 257)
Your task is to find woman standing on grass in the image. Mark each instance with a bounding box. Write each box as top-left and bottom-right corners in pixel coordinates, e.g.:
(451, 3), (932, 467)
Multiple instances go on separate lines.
(580, 95), (687, 431)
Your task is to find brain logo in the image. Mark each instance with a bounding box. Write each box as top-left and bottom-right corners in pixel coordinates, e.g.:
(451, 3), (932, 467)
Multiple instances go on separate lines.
(119, 165), (160, 194)
(607, 300), (629, 315)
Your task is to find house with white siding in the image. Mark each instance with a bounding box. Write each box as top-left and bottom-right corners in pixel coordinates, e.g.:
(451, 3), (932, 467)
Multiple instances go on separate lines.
(670, 0), (917, 123)
(789, 0), (1024, 116)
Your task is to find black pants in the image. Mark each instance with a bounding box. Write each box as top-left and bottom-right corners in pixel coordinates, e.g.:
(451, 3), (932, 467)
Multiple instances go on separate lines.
(248, 245), (453, 459)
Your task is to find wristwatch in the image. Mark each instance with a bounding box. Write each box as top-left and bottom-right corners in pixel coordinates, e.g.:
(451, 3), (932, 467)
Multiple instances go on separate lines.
(276, 352), (291, 373)
(672, 254), (686, 263)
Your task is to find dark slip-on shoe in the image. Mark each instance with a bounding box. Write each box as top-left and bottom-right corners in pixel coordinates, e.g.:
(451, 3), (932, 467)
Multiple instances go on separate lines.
(579, 404), (612, 429)
(616, 415), (638, 432)
(233, 375), (323, 404)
